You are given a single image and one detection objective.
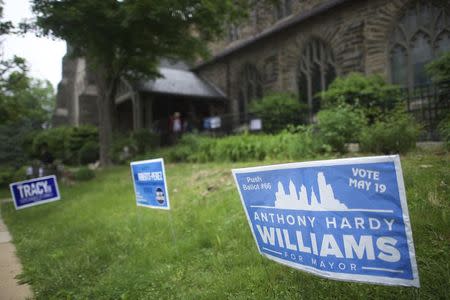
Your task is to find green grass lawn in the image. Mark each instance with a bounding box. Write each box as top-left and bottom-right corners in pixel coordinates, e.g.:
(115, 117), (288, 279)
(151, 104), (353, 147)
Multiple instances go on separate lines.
(1, 152), (449, 299)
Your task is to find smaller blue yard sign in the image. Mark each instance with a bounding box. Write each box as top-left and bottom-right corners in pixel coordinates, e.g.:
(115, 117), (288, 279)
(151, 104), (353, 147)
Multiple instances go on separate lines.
(130, 158), (170, 210)
(232, 155), (420, 287)
(10, 175), (60, 210)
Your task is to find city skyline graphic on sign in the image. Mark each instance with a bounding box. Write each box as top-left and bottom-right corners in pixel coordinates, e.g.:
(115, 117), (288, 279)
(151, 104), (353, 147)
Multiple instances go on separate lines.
(253, 172), (393, 213)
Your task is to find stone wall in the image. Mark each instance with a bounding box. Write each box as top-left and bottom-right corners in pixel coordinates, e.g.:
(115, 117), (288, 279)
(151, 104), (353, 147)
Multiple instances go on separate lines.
(79, 93), (99, 126)
(53, 52), (99, 127)
(55, 0), (450, 130)
(52, 55), (78, 127)
(208, 0), (330, 57)
(196, 0), (450, 120)
(364, 0), (450, 76)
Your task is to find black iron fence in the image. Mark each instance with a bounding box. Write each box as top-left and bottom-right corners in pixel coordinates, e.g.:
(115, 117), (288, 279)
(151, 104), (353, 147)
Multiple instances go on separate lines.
(215, 82), (450, 140)
(400, 81), (450, 141)
(149, 81), (450, 143)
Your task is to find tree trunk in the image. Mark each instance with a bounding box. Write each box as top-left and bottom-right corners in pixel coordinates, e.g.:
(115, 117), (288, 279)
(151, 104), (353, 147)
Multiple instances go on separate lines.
(95, 66), (118, 167)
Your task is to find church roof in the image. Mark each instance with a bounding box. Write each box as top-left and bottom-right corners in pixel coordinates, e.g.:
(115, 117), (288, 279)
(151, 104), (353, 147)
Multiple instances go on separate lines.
(194, 0), (352, 70)
(136, 67), (225, 99)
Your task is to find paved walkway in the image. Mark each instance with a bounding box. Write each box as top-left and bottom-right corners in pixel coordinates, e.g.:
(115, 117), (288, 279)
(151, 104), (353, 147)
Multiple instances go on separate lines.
(0, 200), (33, 300)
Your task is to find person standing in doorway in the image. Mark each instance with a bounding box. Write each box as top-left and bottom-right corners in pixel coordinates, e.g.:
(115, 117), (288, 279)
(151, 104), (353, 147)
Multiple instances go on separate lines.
(172, 112), (182, 134)
(170, 112), (182, 144)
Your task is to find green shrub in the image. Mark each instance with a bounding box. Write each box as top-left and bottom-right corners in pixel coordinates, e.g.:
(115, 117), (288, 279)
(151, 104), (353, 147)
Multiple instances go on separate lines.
(426, 52), (450, 83)
(31, 126), (99, 165)
(73, 167), (95, 181)
(438, 113), (450, 150)
(249, 93), (308, 133)
(160, 130), (320, 163)
(111, 133), (133, 164)
(66, 126), (98, 164)
(31, 126), (71, 162)
(360, 108), (420, 154)
(0, 167), (14, 188)
(21, 130), (38, 162)
(79, 141), (100, 164)
(265, 125), (320, 159)
(161, 134), (215, 163)
(0, 121), (35, 167)
(165, 145), (193, 162)
(110, 130), (160, 164)
(131, 129), (160, 155)
(0, 165), (27, 188)
(212, 134), (267, 162)
(192, 138), (217, 162)
(320, 73), (401, 122)
(316, 105), (367, 153)
(11, 166), (29, 182)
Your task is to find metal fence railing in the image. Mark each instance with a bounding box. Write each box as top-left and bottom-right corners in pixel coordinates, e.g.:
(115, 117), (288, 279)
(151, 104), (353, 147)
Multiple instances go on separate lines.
(400, 81), (450, 141)
(148, 81), (450, 144)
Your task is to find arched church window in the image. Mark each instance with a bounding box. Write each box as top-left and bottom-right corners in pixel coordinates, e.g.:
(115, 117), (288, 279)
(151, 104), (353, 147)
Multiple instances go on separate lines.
(238, 64), (263, 118)
(390, 45), (408, 86)
(410, 32), (433, 85)
(436, 31), (450, 55)
(389, 1), (450, 89)
(297, 38), (336, 121)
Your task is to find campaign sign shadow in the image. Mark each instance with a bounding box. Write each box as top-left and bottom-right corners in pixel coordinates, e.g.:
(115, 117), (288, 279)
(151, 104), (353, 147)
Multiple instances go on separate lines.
(10, 175), (60, 210)
(232, 155), (419, 287)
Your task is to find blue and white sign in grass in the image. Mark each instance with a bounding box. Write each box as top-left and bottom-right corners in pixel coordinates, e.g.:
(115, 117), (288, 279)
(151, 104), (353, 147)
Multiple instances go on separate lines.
(10, 175), (60, 210)
(232, 155), (419, 287)
(130, 158), (170, 210)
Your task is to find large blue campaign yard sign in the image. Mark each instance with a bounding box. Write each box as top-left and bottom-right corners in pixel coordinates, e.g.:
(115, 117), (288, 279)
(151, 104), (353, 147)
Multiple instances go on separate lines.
(130, 158), (170, 210)
(232, 155), (419, 287)
(10, 175), (60, 210)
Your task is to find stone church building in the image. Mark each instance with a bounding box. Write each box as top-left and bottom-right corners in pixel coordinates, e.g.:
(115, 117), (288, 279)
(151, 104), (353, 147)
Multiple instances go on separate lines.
(53, 0), (450, 137)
